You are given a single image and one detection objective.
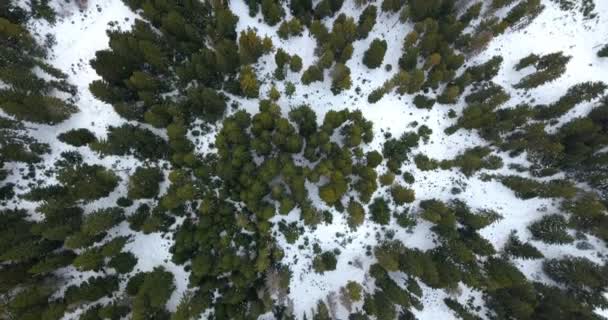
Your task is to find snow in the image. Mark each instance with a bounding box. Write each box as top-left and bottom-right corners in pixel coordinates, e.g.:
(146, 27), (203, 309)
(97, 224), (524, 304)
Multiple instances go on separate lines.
(225, 0), (608, 317)
(10, 0), (608, 318)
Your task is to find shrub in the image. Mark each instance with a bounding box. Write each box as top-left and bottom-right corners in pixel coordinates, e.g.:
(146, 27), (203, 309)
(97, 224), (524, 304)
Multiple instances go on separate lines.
(391, 185), (415, 205)
(301, 65), (324, 84)
(363, 38), (387, 69)
(413, 95), (435, 109)
(128, 167), (164, 199)
(313, 251), (338, 273)
(369, 197), (391, 225)
(598, 44), (608, 57)
(58, 128), (96, 147)
(529, 214), (574, 244)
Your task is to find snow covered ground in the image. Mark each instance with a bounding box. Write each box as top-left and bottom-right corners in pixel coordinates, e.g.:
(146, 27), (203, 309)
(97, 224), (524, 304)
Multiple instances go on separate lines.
(15, 0), (608, 318)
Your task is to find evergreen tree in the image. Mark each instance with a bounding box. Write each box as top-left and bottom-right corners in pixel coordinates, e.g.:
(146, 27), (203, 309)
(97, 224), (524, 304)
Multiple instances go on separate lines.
(363, 38), (387, 69)
(128, 166), (164, 199)
(240, 65), (260, 98)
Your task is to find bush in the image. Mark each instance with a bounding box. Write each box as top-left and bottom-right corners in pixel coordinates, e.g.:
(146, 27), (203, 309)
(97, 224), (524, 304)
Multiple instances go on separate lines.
(598, 44), (608, 57)
(90, 124), (169, 160)
(390, 185), (415, 205)
(313, 251), (338, 273)
(57, 164), (119, 202)
(413, 95), (435, 109)
(239, 65), (260, 98)
(128, 167), (164, 199)
(331, 63), (352, 94)
(363, 39), (387, 69)
(346, 281), (363, 301)
(108, 252), (138, 274)
(514, 52), (571, 89)
(347, 199), (365, 229)
(379, 172), (395, 186)
(529, 214), (574, 244)
(290, 55), (303, 72)
(369, 197), (391, 225)
(357, 5), (377, 39)
(301, 65), (324, 84)
(58, 128), (96, 147)
(261, 0), (284, 26)
(414, 154), (439, 171)
(277, 18), (303, 39)
(81, 207), (125, 235)
(504, 231), (543, 259)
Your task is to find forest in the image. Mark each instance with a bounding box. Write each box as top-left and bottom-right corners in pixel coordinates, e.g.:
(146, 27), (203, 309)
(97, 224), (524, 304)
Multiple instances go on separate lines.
(0, 0), (607, 319)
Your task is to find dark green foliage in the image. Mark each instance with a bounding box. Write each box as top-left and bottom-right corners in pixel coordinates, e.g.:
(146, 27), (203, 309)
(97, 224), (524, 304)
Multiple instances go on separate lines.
(0, 116), (49, 163)
(288, 105), (318, 138)
(90, 124), (169, 160)
(27, 251), (76, 275)
(185, 86), (228, 122)
(598, 44), (608, 57)
(500, 176), (577, 200)
(81, 207), (125, 235)
(514, 52), (571, 89)
(128, 267), (175, 320)
(108, 252), (138, 274)
(239, 28), (273, 65)
(357, 5), (377, 39)
(464, 82), (510, 108)
(301, 65), (324, 84)
(2, 286), (62, 320)
(414, 154), (439, 171)
(128, 166), (164, 199)
(408, 0), (448, 21)
(563, 193), (608, 242)
(439, 146), (503, 176)
(278, 18), (303, 39)
(543, 256), (608, 307)
(312, 251), (338, 273)
(260, 0), (284, 26)
(413, 95), (435, 109)
(534, 81), (606, 120)
(0, 14), (77, 125)
(503, 0), (544, 27)
(391, 185), (415, 205)
(314, 0), (344, 19)
(363, 290), (397, 320)
(64, 276), (119, 305)
(369, 197), (391, 225)
(382, 132), (420, 171)
(278, 221), (302, 244)
(529, 214), (574, 244)
(330, 63), (352, 94)
(73, 247), (105, 271)
(57, 128), (97, 147)
(363, 38), (387, 69)
(57, 163), (119, 202)
(381, 0), (405, 12)
(0, 90), (77, 125)
(374, 242), (401, 271)
(347, 199), (366, 229)
(366, 151), (383, 167)
(504, 231), (543, 259)
(444, 298), (482, 320)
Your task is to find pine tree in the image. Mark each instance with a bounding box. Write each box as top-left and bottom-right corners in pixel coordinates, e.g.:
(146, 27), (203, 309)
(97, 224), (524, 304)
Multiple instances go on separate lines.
(357, 5), (377, 39)
(239, 28), (273, 65)
(239, 65), (260, 98)
(363, 38), (387, 69)
(330, 63), (352, 94)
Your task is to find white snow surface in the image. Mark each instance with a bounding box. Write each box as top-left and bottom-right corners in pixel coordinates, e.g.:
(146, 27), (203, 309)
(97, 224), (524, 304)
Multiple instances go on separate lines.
(12, 0), (608, 319)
